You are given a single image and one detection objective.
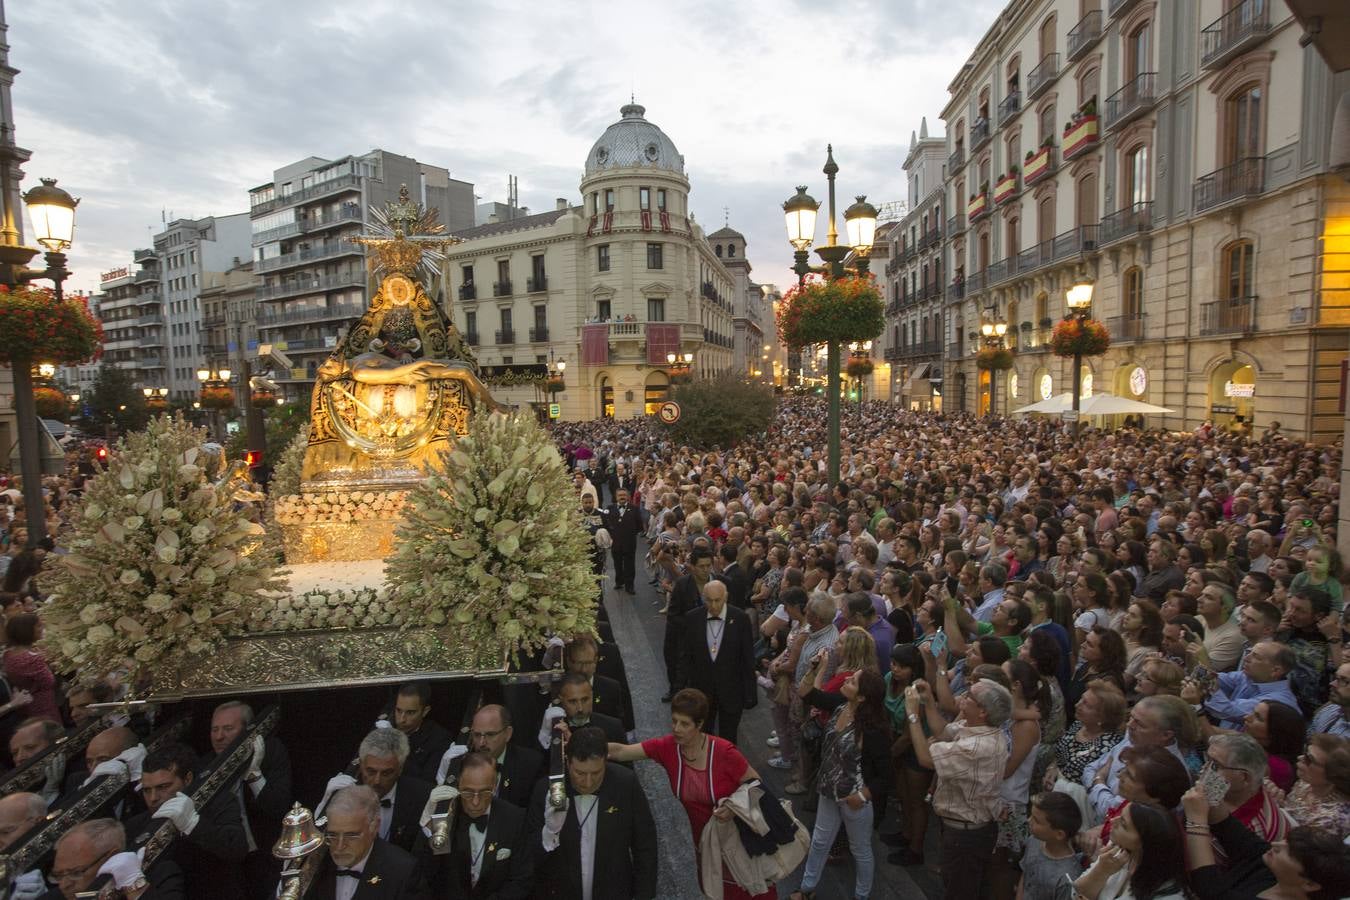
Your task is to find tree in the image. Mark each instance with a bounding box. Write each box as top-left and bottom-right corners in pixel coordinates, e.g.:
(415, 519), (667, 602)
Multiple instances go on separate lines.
(663, 374), (775, 448)
(78, 364), (150, 437)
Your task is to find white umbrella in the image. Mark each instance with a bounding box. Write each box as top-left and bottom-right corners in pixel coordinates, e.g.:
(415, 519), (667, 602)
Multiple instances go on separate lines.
(1012, 392), (1073, 414)
(1080, 393), (1173, 415)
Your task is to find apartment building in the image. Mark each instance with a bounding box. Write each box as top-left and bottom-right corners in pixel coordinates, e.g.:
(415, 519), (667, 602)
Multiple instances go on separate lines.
(248, 151), (474, 402)
(199, 262), (260, 405)
(94, 253), (168, 390)
(939, 0), (1348, 440)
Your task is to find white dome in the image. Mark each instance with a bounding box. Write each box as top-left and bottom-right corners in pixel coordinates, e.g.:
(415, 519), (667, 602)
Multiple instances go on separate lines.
(584, 103), (685, 177)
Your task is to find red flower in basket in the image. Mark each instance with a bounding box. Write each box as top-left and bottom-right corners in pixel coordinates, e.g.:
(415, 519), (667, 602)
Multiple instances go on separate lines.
(1050, 317), (1110, 358)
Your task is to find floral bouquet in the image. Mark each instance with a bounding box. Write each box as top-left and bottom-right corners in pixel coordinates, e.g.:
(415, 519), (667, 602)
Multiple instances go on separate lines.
(0, 285), (102, 366)
(845, 357), (874, 379)
(199, 385), (235, 410)
(247, 586), (400, 632)
(776, 275), (885, 349)
(32, 384), (69, 419)
(976, 347), (1015, 370)
(272, 490), (410, 525)
(384, 410), (598, 659)
(40, 416), (282, 676)
(1050, 317), (1110, 358)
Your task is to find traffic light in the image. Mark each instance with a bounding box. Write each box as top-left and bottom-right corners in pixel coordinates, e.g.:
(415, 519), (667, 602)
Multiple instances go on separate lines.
(95, 446), (108, 463)
(244, 449), (263, 468)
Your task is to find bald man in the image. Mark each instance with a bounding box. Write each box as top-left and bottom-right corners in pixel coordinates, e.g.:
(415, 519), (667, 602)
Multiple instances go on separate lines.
(677, 580), (757, 742)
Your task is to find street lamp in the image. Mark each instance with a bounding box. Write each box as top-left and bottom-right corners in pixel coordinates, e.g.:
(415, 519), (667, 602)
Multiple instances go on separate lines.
(666, 351), (694, 384)
(142, 386), (168, 410)
(0, 168), (78, 550)
(781, 146), (879, 484)
(1066, 276), (1094, 437)
(197, 367), (233, 439)
(980, 312), (1009, 417)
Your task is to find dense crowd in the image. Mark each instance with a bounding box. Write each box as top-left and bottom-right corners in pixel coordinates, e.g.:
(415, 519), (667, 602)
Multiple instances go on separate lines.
(0, 400), (1347, 899)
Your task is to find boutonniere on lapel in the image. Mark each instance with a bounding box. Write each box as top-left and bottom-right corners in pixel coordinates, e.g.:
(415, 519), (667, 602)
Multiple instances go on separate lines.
(502, 777), (510, 789)
(605, 805), (618, 814)
(366, 875), (382, 885)
(486, 842), (497, 855)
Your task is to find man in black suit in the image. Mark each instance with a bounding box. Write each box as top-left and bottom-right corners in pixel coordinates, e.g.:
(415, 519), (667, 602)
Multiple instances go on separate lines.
(318, 729), (433, 855)
(528, 727), (657, 900)
(717, 543), (751, 610)
(579, 492), (608, 578)
(662, 548), (714, 702)
(437, 706), (542, 813)
(389, 682), (454, 785)
(125, 743), (248, 900)
(606, 462), (636, 506)
(603, 488), (641, 594)
(677, 580), (757, 742)
(584, 459), (608, 506)
(42, 818), (184, 899)
(536, 675), (626, 749)
(430, 753), (533, 899)
(306, 785), (427, 900)
(209, 700), (292, 896)
(563, 635), (632, 732)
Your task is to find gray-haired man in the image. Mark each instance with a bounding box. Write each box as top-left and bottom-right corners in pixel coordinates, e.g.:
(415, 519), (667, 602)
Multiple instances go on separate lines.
(317, 729), (433, 854)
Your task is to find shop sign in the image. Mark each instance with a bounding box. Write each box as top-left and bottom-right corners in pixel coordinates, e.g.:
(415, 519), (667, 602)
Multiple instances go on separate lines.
(1039, 373), (1053, 400)
(1224, 381), (1255, 398)
(1008, 372), (1019, 398)
(1211, 403), (1237, 414)
(548, 403), (561, 419)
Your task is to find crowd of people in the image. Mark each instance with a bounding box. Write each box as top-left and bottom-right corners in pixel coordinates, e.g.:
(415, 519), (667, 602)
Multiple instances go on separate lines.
(1, 400), (1350, 899)
(554, 401), (1350, 900)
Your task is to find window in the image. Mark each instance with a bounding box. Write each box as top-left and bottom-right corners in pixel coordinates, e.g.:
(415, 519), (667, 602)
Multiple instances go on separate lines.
(727, 244), (736, 258)
(647, 243), (663, 269)
(465, 310), (477, 336)
(1080, 67), (1100, 108)
(1038, 104), (1056, 144)
(496, 260), (510, 282)
(1127, 23), (1150, 80)
(1124, 145), (1149, 207)
(715, 244), (722, 257)
(534, 305), (547, 330)
(1007, 133), (1021, 170)
(1226, 83), (1262, 163)
(1039, 14), (1056, 59)
(648, 297), (666, 322)
(461, 264), (474, 284)
(597, 245), (610, 272)
(1038, 196), (1055, 244)
(604, 189), (615, 212)
(640, 187), (651, 210)
(590, 192), (599, 215)
(597, 298), (612, 321)
(1123, 267), (1143, 318)
(657, 189), (667, 211)
(1223, 240), (1254, 300)
(1076, 173), (1098, 227)
(500, 308), (513, 332)
(531, 255), (546, 282)
(1006, 217), (1020, 259)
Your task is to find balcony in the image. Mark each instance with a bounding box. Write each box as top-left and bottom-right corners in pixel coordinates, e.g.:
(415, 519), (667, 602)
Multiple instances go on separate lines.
(1063, 114), (1100, 161)
(134, 268), (159, 285)
(528, 326), (549, 342)
(1200, 296), (1257, 336)
(971, 117), (992, 152)
(1202, 0), (1272, 69)
(1028, 54), (1059, 101)
(1100, 202), (1154, 245)
(199, 314), (225, 329)
(1103, 73), (1157, 131)
(948, 146), (965, 173)
(1024, 144), (1056, 186)
(1105, 313), (1147, 343)
(253, 221), (303, 244)
(947, 342), (965, 359)
(255, 240), (360, 273)
(133, 248), (155, 263)
(1068, 10), (1103, 61)
(987, 259), (1012, 286)
(994, 172), (1020, 206)
(136, 292), (162, 306)
(299, 206), (363, 233)
(884, 346), (901, 362)
(465, 331), (480, 346)
(968, 192), (990, 223)
(967, 269), (986, 294)
(897, 340), (943, 358)
(919, 226), (942, 250)
(948, 278), (966, 301)
(949, 212), (967, 236)
(495, 329), (516, 345)
(1193, 157), (1265, 213)
(1108, 0), (1142, 18)
(997, 91), (1022, 128)
(886, 300), (902, 317)
(527, 276), (548, 293)
(250, 173), (361, 217)
(140, 356), (164, 368)
(256, 271), (364, 302)
(459, 283), (477, 301)
(493, 280), (513, 297)
(257, 303), (366, 328)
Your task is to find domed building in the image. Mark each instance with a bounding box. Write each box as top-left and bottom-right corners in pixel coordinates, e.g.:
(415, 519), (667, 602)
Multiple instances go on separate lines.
(442, 103), (737, 420)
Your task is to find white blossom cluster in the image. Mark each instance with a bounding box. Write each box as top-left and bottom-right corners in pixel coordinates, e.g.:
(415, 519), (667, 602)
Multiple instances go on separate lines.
(247, 586), (396, 632)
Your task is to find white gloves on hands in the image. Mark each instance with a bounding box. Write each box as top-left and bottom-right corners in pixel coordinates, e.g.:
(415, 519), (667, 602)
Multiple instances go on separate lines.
(537, 706), (566, 751)
(246, 735), (265, 779)
(151, 792), (200, 835)
(316, 772), (358, 818)
(419, 785), (459, 831)
(542, 804), (568, 852)
(8, 869), (45, 900)
(434, 744), (469, 785)
(97, 848), (146, 889)
(117, 744), (148, 782)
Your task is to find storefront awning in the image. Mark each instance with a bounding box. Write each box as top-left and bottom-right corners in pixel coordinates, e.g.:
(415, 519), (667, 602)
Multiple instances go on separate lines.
(904, 363), (931, 391)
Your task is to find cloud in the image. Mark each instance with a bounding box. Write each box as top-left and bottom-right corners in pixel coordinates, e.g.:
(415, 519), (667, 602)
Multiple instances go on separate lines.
(8, 0), (1004, 294)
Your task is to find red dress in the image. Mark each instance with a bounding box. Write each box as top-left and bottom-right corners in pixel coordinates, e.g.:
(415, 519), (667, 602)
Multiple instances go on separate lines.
(3, 647), (58, 723)
(642, 733), (775, 900)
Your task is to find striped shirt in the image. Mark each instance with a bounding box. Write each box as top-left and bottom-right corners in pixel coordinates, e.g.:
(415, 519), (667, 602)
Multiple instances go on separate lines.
(930, 721), (1008, 825)
(1312, 703), (1350, 738)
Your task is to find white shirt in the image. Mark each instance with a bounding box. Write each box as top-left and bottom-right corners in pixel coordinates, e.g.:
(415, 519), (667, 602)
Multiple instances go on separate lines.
(377, 784), (396, 840)
(575, 793), (600, 900)
(334, 846), (373, 900)
(705, 611), (727, 660)
(469, 814), (488, 885)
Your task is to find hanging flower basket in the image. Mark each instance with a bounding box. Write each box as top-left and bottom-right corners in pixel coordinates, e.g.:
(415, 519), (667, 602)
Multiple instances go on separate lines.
(0, 286), (103, 366)
(1050, 317), (1111, 358)
(669, 371), (692, 386)
(845, 357), (874, 379)
(31, 385), (69, 419)
(545, 375), (566, 394)
(776, 276), (885, 349)
(976, 347), (1015, 370)
(199, 385), (235, 410)
(250, 389), (278, 409)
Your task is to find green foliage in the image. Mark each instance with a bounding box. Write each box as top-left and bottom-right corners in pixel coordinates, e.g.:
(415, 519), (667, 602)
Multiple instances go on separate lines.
(224, 406), (309, 462)
(384, 411), (598, 661)
(78, 364), (150, 436)
(663, 374), (775, 448)
(776, 276), (885, 349)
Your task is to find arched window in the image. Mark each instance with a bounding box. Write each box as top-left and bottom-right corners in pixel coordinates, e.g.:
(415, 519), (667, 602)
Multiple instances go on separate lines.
(1225, 82), (1262, 164)
(1038, 195), (1055, 244)
(1222, 240), (1254, 300)
(1122, 266), (1143, 318)
(727, 244), (736, 258)
(1006, 216), (1020, 260)
(1079, 66), (1099, 108)
(1126, 22), (1150, 80)
(715, 244), (723, 257)
(1076, 172), (1098, 227)
(1123, 144), (1150, 208)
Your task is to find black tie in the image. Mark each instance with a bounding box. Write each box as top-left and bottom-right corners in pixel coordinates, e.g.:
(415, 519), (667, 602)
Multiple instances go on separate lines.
(466, 814), (488, 833)
(380, 798), (392, 808)
(334, 869), (362, 878)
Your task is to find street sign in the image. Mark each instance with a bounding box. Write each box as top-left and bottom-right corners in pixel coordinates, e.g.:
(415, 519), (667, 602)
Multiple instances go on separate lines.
(1062, 410), (1078, 421)
(656, 401), (682, 425)
(548, 403), (561, 419)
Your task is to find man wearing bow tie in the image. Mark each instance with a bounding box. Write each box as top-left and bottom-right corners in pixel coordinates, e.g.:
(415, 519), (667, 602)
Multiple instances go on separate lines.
(430, 753), (533, 899)
(528, 727), (657, 900)
(677, 580), (756, 742)
(436, 706), (543, 813)
(318, 730), (433, 855)
(309, 785), (426, 900)
(603, 489), (641, 594)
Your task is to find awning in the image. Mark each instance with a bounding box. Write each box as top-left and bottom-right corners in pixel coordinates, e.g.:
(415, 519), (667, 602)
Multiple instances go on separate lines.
(904, 363), (931, 391)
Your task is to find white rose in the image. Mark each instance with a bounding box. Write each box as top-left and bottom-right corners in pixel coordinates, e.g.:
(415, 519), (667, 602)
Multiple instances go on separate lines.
(156, 546), (178, 564)
(122, 515), (144, 531)
(83, 503), (104, 520)
(186, 637), (208, 654)
(161, 508), (183, 523)
(119, 569), (142, 586)
(86, 624), (114, 645)
(194, 566), (217, 585)
(191, 605), (212, 624)
(144, 593), (174, 614)
(189, 524), (212, 543)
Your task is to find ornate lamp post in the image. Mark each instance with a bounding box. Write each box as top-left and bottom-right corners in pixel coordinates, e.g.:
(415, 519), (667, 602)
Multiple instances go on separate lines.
(196, 366), (233, 440)
(781, 147), (879, 484)
(666, 350), (694, 385)
(0, 166), (78, 549)
(1065, 277), (1094, 437)
(142, 386), (169, 411)
(979, 311), (1009, 416)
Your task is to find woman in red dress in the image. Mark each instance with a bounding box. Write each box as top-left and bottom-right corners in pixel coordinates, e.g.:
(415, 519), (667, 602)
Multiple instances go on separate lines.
(609, 688), (774, 900)
(2, 613), (58, 725)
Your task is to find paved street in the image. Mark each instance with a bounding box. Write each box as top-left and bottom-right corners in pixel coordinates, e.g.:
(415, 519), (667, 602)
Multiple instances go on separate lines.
(602, 560), (944, 900)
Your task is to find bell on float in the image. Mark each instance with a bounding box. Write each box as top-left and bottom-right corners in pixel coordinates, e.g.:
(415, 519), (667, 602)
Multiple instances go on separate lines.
(273, 802), (325, 859)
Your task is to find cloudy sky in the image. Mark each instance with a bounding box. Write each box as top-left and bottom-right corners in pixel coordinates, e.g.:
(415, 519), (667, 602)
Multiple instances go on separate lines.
(9, 0), (1004, 295)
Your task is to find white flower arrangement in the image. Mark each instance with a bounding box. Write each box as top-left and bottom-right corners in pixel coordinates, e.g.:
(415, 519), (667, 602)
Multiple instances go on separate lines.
(41, 416), (284, 675)
(272, 490), (409, 525)
(246, 586), (398, 632)
(384, 410), (598, 658)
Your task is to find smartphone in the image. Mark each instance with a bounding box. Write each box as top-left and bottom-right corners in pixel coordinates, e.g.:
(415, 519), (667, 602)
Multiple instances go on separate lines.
(1198, 765), (1229, 805)
(930, 629), (949, 660)
(1302, 519), (1315, 528)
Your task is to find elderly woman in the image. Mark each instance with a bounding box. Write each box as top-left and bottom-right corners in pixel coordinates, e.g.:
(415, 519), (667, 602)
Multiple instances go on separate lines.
(1281, 733), (1350, 840)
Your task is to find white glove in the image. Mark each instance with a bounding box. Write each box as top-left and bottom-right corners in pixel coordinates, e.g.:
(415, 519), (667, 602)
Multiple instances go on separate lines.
(42, 754), (66, 790)
(434, 745), (469, 785)
(538, 706), (566, 751)
(117, 744), (148, 782)
(316, 772), (357, 818)
(83, 758), (128, 787)
(97, 848), (146, 889)
(374, 717), (393, 730)
(246, 735), (265, 779)
(151, 792), (200, 835)
(419, 785), (459, 831)
(541, 804), (568, 851)
(8, 869), (46, 900)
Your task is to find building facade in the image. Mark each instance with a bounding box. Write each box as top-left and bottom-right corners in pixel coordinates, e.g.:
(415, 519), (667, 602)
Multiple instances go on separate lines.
(936, 0), (1348, 441)
(707, 226), (772, 378)
(200, 262), (260, 404)
(885, 120), (949, 409)
(247, 151), (474, 402)
(443, 103), (736, 420)
(94, 255), (168, 392)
